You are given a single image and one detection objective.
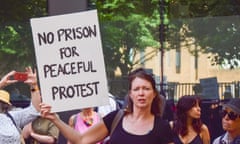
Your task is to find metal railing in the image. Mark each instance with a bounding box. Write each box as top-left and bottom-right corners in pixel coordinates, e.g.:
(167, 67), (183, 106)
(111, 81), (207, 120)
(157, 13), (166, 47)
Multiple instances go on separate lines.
(109, 78), (240, 100)
(158, 81), (240, 100)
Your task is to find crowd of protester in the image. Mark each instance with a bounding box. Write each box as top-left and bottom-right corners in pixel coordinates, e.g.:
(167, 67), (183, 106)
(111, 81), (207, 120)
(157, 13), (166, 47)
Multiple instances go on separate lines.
(0, 67), (240, 144)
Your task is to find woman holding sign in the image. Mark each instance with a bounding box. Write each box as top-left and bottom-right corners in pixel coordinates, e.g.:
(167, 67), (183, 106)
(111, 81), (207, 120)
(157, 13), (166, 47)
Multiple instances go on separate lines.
(40, 68), (174, 144)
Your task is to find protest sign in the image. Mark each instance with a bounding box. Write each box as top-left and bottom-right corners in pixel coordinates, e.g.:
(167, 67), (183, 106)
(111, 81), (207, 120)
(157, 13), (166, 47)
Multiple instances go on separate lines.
(200, 77), (219, 99)
(30, 10), (109, 112)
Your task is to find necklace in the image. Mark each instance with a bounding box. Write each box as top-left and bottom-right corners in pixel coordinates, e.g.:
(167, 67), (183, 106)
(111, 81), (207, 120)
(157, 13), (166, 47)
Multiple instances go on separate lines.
(83, 118), (93, 127)
(82, 111), (94, 127)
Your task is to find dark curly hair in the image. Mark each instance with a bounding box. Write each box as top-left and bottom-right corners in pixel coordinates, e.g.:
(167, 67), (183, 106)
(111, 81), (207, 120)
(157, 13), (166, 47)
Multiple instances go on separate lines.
(173, 95), (203, 137)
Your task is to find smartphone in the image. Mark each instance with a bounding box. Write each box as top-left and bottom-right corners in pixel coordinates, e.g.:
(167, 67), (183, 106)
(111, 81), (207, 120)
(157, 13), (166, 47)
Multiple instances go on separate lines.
(13, 72), (28, 82)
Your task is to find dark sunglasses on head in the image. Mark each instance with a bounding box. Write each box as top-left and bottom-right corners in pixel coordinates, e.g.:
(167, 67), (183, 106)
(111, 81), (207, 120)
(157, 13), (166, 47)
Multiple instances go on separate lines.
(220, 110), (240, 121)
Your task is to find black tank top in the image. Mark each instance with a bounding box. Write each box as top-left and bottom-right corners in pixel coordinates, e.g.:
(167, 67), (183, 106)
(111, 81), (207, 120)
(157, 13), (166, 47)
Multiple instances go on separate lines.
(173, 134), (203, 144)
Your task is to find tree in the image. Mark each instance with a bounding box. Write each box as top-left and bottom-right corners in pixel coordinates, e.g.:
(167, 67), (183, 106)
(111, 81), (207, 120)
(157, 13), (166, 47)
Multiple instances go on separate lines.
(1, 0), (239, 77)
(0, 0), (47, 75)
(167, 0), (240, 68)
(95, 0), (161, 77)
(0, 0), (161, 78)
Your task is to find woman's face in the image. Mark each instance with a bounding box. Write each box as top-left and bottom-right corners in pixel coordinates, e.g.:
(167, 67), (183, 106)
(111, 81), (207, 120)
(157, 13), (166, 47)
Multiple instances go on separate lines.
(129, 77), (156, 109)
(187, 101), (201, 119)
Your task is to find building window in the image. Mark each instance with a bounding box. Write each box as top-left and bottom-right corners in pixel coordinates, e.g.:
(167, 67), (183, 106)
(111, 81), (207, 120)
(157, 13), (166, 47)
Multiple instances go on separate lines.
(140, 50), (145, 66)
(176, 48), (181, 73)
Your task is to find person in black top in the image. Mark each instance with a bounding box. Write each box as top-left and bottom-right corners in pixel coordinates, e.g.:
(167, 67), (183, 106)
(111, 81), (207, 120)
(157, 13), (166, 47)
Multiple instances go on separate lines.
(169, 95), (210, 144)
(40, 67), (174, 144)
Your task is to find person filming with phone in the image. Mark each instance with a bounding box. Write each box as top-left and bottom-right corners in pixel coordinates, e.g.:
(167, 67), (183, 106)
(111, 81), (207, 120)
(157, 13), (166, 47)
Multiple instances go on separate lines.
(0, 67), (41, 144)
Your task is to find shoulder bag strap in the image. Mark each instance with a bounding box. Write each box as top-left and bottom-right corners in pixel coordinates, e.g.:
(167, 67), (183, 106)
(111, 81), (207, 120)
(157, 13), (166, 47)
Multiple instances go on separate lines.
(6, 112), (18, 128)
(6, 112), (25, 144)
(110, 109), (124, 136)
(6, 112), (21, 133)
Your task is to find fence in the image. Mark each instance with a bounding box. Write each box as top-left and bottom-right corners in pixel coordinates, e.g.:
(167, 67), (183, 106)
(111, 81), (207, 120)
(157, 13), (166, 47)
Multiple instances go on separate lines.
(109, 78), (240, 100)
(109, 79), (240, 142)
(157, 81), (240, 100)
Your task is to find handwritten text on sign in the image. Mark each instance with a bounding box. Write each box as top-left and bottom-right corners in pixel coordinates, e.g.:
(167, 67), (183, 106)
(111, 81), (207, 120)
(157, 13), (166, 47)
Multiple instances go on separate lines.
(30, 10), (109, 112)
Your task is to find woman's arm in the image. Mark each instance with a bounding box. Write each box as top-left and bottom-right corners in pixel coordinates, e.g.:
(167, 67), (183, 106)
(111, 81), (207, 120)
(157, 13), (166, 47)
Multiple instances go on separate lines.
(0, 70), (17, 89)
(24, 66), (41, 112)
(67, 114), (77, 144)
(68, 114), (76, 128)
(23, 117), (59, 144)
(201, 124), (211, 144)
(30, 132), (56, 143)
(22, 122), (56, 143)
(40, 103), (109, 144)
(22, 122), (32, 139)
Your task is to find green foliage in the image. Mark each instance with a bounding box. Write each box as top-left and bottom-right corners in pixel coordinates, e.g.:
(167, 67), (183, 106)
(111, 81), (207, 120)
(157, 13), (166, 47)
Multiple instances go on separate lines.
(1, 0), (239, 77)
(96, 0), (160, 76)
(0, 0), (47, 74)
(167, 0), (240, 68)
(185, 16), (240, 68)
(1, 0), (161, 77)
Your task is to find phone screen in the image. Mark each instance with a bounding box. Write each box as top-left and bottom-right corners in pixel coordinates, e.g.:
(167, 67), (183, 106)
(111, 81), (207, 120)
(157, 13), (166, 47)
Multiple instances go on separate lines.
(13, 72), (28, 81)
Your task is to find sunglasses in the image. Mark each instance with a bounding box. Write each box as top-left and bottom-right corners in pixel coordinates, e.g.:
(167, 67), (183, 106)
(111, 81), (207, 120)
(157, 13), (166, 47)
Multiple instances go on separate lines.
(220, 110), (240, 121)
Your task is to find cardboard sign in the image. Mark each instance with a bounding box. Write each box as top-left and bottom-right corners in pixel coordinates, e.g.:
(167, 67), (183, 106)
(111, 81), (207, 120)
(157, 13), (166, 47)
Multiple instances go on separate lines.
(200, 77), (219, 99)
(30, 10), (109, 112)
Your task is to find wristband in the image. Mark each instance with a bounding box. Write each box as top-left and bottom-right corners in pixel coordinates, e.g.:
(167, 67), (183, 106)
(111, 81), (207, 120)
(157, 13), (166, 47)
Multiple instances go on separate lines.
(31, 85), (39, 92)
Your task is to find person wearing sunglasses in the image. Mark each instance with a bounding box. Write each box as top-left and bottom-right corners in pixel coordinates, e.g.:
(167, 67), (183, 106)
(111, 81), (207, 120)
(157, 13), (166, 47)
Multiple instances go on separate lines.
(213, 98), (240, 144)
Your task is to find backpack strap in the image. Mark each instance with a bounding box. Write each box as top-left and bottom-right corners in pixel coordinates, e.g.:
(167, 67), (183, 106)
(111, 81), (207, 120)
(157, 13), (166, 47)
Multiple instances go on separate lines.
(6, 112), (20, 133)
(6, 112), (25, 144)
(110, 109), (124, 136)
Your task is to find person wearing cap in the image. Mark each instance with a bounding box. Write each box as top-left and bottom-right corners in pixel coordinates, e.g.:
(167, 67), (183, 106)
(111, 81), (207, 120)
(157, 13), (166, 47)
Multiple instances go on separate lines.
(0, 66), (41, 144)
(213, 98), (240, 144)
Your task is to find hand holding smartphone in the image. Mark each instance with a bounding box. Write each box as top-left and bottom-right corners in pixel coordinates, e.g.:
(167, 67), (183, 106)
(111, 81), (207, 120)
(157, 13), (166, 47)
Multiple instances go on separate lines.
(12, 72), (28, 82)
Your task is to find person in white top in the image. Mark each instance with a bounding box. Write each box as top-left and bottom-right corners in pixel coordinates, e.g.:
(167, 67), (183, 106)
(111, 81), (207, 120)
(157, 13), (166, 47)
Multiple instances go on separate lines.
(0, 67), (41, 144)
(98, 93), (119, 117)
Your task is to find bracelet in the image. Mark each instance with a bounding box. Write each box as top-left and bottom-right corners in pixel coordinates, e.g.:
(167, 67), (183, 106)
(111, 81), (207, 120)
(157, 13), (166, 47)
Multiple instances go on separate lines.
(31, 85), (39, 92)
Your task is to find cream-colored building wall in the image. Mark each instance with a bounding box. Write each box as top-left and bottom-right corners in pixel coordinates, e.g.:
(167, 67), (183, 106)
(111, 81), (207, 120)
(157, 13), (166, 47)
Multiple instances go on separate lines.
(164, 48), (240, 83)
(133, 47), (240, 83)
(132, 47), (161, 76)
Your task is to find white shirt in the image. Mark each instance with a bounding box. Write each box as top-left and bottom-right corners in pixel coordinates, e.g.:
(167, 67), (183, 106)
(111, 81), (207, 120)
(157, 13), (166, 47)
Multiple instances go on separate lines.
(0, 104), (39, 144)
(98, 94), (118, 117)
(213, 132), (236, 144)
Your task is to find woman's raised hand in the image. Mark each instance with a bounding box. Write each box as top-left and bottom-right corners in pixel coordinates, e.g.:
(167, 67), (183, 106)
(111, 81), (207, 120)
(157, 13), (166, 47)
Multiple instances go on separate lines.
(40, 103), (58, 121)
